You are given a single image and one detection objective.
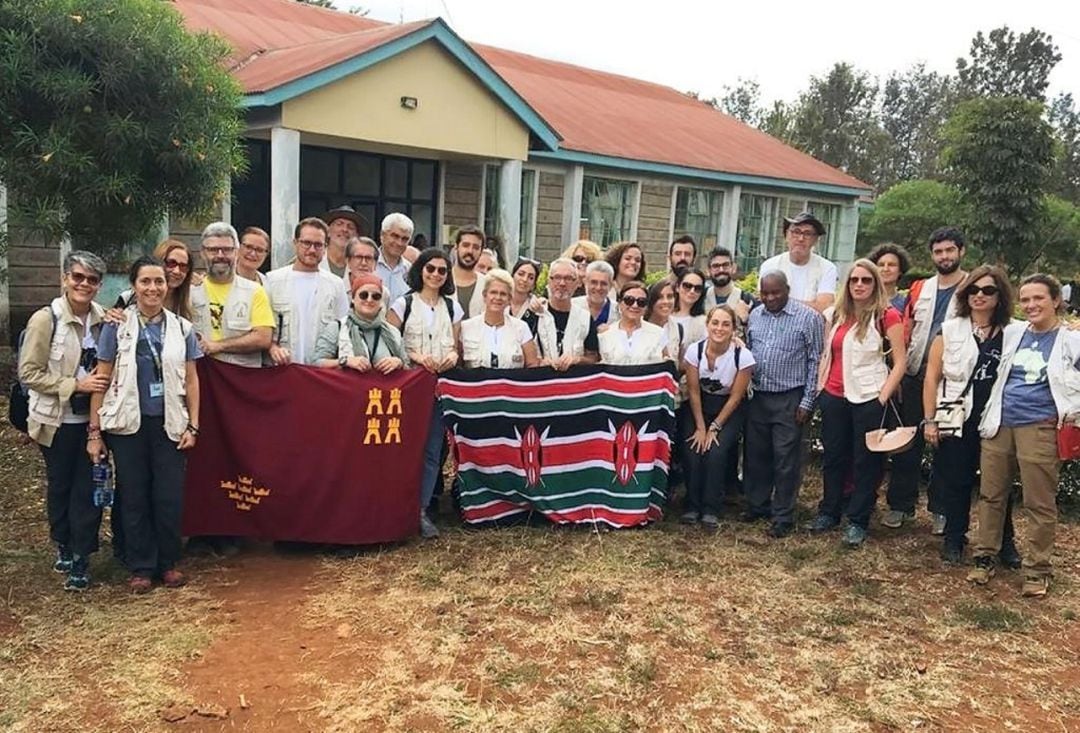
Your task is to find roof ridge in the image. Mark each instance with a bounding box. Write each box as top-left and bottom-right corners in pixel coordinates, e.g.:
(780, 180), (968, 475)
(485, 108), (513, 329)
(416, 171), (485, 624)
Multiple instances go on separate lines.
(253, 19), (430, 58)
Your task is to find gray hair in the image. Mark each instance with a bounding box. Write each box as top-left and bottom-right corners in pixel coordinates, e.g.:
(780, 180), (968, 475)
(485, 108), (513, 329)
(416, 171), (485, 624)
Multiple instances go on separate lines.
(63, 250), (107, 278)
(548, 257), (577, 277)
(585, 260), (614, 280)
(201, 221), (239, 247)
(345, 236), (378, 259)
(381, 212), (415, 237)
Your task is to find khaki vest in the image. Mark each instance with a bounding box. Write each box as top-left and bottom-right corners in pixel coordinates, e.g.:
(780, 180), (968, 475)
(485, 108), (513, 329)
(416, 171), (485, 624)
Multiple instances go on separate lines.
(818, 309), (889, 404)
(907, 275), (959, 375)
(190, 275), (264, 368)
(265, 266), (346, 364)
(535, 303), (592, 359)
(598, 321), (666, 365)
(460, 315), (531, 369)
(399, 294), (456, 361)
(937, 317), (981, 422)
(99, 307), (190, 441)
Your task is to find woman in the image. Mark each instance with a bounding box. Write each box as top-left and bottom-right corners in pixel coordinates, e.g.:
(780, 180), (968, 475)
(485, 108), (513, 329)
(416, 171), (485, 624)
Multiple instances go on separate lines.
(812, 259), (907, 548)
(599, 281), (669, 365)
(388, 248), (464, 540)
(459, 268), (541, 369)
(18, 251), (111, 591)
(968, 274), (1080, 597)
(560, 239), (602, 296)
(113, 239), (194, 320)
(314, 273), (407, 374)
(682, 306), (755, 529)
(89, 256), (201, 593)
(238, 227), (270, 284)
(476, 248), (498, 276)
(673, 268), (708, 345)
(867, 242), (912, 312)
(923, 266), (1018, 565)
(646, 279), (685, 368)
(605, 242), (646, 297)
(508, 259), (543, 337)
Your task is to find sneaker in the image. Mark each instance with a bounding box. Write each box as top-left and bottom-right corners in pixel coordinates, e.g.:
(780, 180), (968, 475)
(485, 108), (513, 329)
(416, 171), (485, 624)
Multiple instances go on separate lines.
(700, 514), (720, 530)
(998, 541), (1023, 570)
(54, 545), (73, 574)
(1021, 575), (1049, 598)
(679, 511), (698, 525)
(842, 524), (867, 548)
(809, 514), (840, 533)
(161, 569), (186, 588)
(129, 575), (153, 594)
(880, 509), (913, 529)
(940, 543), (964, 565)
(930, 513), (947, 536)
(966, 556), (995, 585)
(64, 556), (90, 592)
(419, 512), (440, 540)
(769, 522), (794, 539)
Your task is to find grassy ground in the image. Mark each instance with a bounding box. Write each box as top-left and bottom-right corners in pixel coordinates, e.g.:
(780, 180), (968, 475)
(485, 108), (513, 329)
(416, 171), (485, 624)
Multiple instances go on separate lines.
(2, 412), (1079, 732)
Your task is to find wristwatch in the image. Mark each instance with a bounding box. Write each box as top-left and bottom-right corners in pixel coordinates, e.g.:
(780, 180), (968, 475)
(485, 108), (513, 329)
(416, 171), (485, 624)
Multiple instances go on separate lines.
(338, 356), (349, 368)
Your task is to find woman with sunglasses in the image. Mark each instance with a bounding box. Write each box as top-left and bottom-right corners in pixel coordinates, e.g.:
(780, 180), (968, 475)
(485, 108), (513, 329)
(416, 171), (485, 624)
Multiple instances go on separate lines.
(812, 259), (907, 548)
(18, 251), (111, 591)
(460, 268), (541, 369)
(89, 256), (202, 593)
(314, 273), (407, 374)
(967, 274), (1080, 597)
(922, 266), (1018, 566)
(560, 239), (602, 296)
(605, 242), (647, 301)
(599, 281), (669, 365)
(388, 248), (463, 539)
(673, 268), (708, 345)
(110, 240), (195, 321)
(508, 259), (544, 337)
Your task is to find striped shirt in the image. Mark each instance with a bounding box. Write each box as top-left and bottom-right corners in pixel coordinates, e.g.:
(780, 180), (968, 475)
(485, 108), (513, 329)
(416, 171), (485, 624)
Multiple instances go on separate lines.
(746, 299), (824, 412)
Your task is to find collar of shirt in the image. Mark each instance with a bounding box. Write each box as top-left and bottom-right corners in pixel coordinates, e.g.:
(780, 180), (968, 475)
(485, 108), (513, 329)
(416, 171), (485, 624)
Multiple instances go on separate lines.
(377, 252), (408, 273)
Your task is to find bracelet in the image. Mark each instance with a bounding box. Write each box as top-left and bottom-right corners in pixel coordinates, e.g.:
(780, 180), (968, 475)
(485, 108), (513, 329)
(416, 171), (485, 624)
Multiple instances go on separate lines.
(185, 424), (200, 436)
(921, 418), (937, 427)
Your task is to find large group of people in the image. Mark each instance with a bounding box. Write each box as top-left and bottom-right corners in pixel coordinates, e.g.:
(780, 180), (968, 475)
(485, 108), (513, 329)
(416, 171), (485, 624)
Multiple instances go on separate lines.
(17, 209), (1079, 601)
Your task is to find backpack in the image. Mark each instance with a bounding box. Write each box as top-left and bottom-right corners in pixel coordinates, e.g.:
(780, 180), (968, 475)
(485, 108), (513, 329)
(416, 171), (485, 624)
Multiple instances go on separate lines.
(400, 293), (454, 332)
(695, 340), (742, 370)
(901, 278), (926, 348)
(8, 305), (59, 433)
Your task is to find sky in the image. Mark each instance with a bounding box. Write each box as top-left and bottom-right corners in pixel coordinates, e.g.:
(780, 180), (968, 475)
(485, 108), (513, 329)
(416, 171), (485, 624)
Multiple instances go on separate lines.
(347, 0), (1079, 105)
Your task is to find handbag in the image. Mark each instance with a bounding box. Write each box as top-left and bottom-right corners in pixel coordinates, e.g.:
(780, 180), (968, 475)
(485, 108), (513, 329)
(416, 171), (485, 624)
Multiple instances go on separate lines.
(932, 333), (982, 437)
(1057, 423), (1080, 461)
(866, 400), (918, 454)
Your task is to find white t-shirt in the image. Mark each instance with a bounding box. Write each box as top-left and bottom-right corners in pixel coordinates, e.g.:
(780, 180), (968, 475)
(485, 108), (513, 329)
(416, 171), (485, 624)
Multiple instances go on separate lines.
(389, 295), (464, 328)
(760, 253), (838, 303)
(288, 272), (321, 365)
(683, 339), (756, 394)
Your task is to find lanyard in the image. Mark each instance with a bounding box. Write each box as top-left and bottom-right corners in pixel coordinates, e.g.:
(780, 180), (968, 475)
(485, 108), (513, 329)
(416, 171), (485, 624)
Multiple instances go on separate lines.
(138, 315), (164, 382)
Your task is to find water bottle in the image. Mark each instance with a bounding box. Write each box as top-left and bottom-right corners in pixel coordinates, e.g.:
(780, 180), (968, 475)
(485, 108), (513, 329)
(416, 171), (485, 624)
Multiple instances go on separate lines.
(92, 459), (114, 508)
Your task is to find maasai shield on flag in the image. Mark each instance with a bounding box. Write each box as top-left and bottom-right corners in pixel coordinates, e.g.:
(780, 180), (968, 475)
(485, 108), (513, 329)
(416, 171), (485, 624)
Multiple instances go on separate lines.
(439, 363), (677, 528)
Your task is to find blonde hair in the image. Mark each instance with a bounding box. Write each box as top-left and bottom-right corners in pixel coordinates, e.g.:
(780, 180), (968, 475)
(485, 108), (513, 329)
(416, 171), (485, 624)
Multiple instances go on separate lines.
(483, 268), (514, 294)
(560, 239), (602, 263)
(833, 258), (888, 340)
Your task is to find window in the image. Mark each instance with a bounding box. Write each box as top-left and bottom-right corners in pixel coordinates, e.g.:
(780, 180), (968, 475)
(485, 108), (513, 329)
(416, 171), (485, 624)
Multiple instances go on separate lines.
(483, 165), (538, 258)
(673, 187), (723, 251)
(581, 176), (635, 248)
(806, 201), (842, 260)
(735, 194), (778, 272)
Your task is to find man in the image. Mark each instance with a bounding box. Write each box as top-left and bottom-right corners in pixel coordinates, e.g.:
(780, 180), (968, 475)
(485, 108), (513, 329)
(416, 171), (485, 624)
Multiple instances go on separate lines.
(452, 225), (488, 318)
(321, 206), (366, 279)
(537, 258), (600, 370)
(572, 260), (618, 329)
(190, 222), (274, 367)
(705, 246), (754, 329)
(265, 217), (350, 366)
(883, 226), (967, 531)
(377, 212), (413, 303)
(237, 227), (270, 284)
(668, 235), (696, 276)
(744, 271), (824, 537)
(758, 212), (838, 313)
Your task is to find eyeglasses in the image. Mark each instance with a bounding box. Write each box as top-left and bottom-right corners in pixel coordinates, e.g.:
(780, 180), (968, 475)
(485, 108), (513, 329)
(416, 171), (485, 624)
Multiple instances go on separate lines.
(241, 242), (268, 256)
(680, 281), (704, 293)
(571, 255), (589, 264)
(709, 262), (733, 270)
(297, 239), (326, 250)
(203, 246), (235, 256)
(68, 271), (102, 286)
(424, 263), (448, 276)
(354, 290), (383, 302)
(164, 258), (190, 272)
(621, 295), (648, 308)
(789, 229), (819, 239)
(848, 276), (874, 286)
(550, 274), (575, 283)
(349, 253), (376, 263)
(967, 285), (1000, 297)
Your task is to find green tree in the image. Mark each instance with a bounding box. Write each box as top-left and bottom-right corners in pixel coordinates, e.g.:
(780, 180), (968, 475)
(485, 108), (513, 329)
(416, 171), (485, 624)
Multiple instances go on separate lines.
(1048, 93), (1080, 204)
(719, 78), (764, 127)
(857, 180), (966, 268)
(878, 64), (956, 188)
(1030, 196), (1080, 277)
(760, 100), (794, 141)
(956, 26), (1061, 102)
(0, 0), (246, 251)
(941, 97), (1056, 274)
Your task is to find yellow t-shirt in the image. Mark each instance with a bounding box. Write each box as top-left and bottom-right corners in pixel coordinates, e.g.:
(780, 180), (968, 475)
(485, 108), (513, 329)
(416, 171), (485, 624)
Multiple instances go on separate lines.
(203, 280), (275, 341)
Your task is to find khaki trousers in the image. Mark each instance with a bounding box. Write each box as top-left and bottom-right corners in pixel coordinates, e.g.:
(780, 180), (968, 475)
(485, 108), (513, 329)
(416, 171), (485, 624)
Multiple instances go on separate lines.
(974, 422), (1060, 577)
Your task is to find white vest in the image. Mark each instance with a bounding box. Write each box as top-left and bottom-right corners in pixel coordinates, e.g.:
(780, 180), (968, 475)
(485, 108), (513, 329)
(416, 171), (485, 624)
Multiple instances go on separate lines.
(819, 310), (890, 404)
(399, 294), (456, 361)
(190, 275), (264, 368)
(99, 308), (190, 442)
(598, 321), (666, 366)
(456, 271), (487, 320)
(571, 294), (618, 325)
(772, 252), (825, 301)
(265, 266), (346, 363)
(460, 315), (530, 369)
(535, 302), (592, 359)
(937, 317), (981, 422)
(907, 275), (959, 375)
(979, 322), (1080, 438)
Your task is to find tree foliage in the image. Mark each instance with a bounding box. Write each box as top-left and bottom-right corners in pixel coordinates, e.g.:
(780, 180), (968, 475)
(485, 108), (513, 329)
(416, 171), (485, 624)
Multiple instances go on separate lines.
(942, 97), (1057, 274)
(1048, 93), (1080, 203)
(857, 180), (965, 266)
(878, 64), (956, 188)
(719, 78), (764, 127)
(0, 0), (247, 251)
(956, 26), (1061, 102)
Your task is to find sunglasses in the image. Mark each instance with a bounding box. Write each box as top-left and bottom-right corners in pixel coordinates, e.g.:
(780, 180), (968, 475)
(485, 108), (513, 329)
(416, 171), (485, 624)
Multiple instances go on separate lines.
(680, 281), (704, 293)
(164, 258), (190, 272)
(354, 290), (383, 302)
(424, 263), (448, 276)
(571, 255), (589, 264)
(621, 295), (648, 308)
(68, 272), (102, 287)
(848, 276), (874, 286)
(967, 285), (999, 297)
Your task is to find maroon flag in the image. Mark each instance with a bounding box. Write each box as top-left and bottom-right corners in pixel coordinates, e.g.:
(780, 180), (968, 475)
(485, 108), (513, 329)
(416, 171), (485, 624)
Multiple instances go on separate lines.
(182, 359), (435, 544)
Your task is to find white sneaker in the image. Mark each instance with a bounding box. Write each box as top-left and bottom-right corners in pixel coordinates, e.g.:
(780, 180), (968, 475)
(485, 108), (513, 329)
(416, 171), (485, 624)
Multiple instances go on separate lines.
(931, 513), (947, 536)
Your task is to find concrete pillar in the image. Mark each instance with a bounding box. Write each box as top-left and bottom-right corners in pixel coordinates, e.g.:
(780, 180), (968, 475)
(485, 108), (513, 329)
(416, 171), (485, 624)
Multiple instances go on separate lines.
(270, 126), (300, 268)
(498, 159), (522, 264)
(561, 164), (584, 247)
(835, 197), (861, 266)
(220, 177), (232, 224)
(719, 184), (741, 254)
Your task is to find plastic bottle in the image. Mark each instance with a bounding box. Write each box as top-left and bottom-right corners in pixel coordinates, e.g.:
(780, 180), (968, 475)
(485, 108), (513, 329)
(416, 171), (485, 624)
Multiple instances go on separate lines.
(92, 459), (114, 508)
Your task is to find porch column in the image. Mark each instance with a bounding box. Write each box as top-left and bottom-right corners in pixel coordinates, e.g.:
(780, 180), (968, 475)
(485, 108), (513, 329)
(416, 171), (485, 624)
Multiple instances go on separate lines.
(498, 159), (522, 264)
(719, 184), (741, 254)
(561, 164), (584, 247)
(270, 126), (300, 268)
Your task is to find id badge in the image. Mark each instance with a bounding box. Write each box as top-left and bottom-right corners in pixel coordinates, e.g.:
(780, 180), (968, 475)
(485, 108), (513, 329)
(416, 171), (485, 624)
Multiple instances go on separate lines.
(149, 382), (164, 398)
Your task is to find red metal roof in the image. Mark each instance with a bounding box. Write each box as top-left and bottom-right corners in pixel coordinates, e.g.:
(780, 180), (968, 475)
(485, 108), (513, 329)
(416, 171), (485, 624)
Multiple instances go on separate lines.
(171, 0), (870, 191)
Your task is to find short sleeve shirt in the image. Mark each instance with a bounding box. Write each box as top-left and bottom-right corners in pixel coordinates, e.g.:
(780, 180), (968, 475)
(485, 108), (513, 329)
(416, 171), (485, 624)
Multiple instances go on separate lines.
(389, 295), (464, 327)
(1001, 328), (1058, 427)
(97, 318), (201, 416)
(683, 340), (756, 395)
(824, 309), (902, 398)
(203, 279), (274, 341)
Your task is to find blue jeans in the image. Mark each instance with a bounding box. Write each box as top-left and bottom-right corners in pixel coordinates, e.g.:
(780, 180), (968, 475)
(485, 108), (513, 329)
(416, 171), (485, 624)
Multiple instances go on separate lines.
(421, 401), (445, 508)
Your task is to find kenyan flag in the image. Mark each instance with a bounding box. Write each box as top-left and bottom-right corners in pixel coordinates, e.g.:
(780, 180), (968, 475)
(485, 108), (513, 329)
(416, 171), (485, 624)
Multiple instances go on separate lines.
(439, 363), (677, 527)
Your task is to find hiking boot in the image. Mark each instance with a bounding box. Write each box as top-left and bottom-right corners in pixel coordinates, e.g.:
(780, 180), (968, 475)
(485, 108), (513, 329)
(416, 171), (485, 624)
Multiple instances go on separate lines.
(998, 540), (1023, 570)
(700, 514), (720, 531)
(842, 524), (867, 548)
(63, 556), (90, 592)
(129, 575), (153, 594)
(809, 514), (840, 533)
(679, 511), (698, 525)
(940, 542), (964, 565)
(54, 545), (73, 574)
(419, 511), (440, 540)
(1021, 575), (1049, 598)
(880, 509), (913, 529)
(930, 513), (947, 536)
(769, 522), (794, 539)
(161, 569), (186, 588)
(967, 556), (995, 585)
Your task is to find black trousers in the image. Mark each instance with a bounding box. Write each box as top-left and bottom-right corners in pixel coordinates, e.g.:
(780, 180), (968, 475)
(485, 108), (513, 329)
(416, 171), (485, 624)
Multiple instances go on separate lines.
(108, 416), (186, 577)
(39, 422), (102, 557)
(886, 375), (943, 514)
(681, 395), (745, 516)
(934, 420), (1015, 548)
(819, 393), (886, 529)
(744, 388), (806, 524)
